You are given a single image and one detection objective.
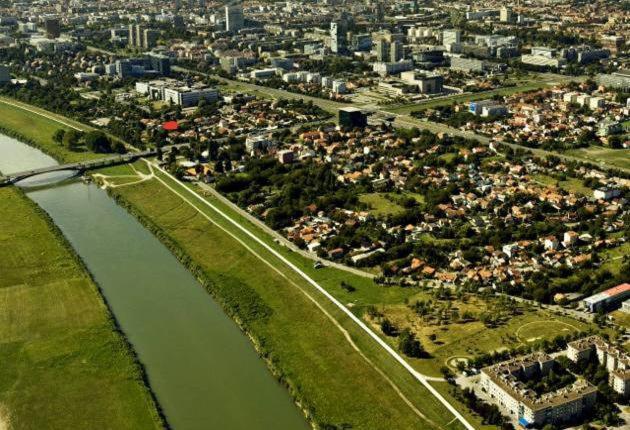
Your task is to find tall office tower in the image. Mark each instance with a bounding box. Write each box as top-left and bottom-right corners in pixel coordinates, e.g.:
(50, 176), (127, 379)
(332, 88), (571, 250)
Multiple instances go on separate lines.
(135, 24), (143, 47)
(225, 4), (244, 33)
(390, 40), (403, 62)
(128, 24), (137, 48)
(330, 20), (347, 54)
(500, 6), (514, 23)
(412, 0), (419, 14)
(198, 0), (206, 9)
(375, 2), (385, 22)
(143, 29), (160, 49)
(375, 38), (390, 62)
(44, 18), (61, 39)
(174, 0), (182, 11)
(442, 29), (461, 45)
(0, 64), (10, 83)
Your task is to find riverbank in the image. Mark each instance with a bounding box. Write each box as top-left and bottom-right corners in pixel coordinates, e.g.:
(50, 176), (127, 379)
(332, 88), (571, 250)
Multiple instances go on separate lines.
(0, 98), (100, 164)
(0, 185), (164, 429)
(106, 170), (464, 429)
(0, 95), (471, 429)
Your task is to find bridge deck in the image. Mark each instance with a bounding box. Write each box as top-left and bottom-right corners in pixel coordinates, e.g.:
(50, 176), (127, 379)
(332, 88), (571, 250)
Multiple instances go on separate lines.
(0, 150), (156, 186)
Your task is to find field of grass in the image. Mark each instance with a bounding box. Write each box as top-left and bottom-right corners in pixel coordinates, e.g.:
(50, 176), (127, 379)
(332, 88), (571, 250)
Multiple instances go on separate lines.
(371, 292), (590, 378)
(565, 145), (630, 171)
(108, 170), (468, 430)
(359, 192), (425, 218)
(0, 98), (100, 164)
(359, 192), (407, 217)
(0, 187), (162, 430)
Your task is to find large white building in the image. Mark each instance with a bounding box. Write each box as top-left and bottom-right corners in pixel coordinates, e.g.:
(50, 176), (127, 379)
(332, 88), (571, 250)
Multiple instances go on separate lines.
(136, 79), (219, 107)
(481, 352), (597, 428)
(567, 336), (630, 398)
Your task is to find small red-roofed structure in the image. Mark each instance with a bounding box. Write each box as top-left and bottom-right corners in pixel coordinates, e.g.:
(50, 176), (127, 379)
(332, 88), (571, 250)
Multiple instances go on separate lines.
(163, 121), (179, 131)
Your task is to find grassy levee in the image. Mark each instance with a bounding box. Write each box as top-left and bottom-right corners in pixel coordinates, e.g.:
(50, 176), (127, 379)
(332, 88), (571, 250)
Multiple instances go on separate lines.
(0, 97), (101, 164)
(107, 171), (467, 430)
(0, 186), (164, 429)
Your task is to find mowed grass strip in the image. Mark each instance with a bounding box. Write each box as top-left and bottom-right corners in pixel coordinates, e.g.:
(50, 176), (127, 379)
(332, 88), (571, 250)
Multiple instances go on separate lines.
(0, 187), (162, 430)
(111, 176), (455, 429)
(0, 98), (100, 164)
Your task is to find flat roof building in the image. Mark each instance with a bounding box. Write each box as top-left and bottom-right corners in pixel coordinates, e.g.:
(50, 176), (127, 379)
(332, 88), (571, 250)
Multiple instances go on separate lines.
(582, 283), (630, 313)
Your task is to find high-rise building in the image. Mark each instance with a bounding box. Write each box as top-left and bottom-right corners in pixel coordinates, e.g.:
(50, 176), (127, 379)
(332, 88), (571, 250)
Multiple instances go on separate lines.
(500, 6), (514, 23)
(143, 29), (160, 49)
(442, 29), (461, 46)
(375, 38), (390, 62)
(225, 4), (244, 33)
(330, 20), (347, 54)
(390, 40), (403, 62)
(0, 64), (10, 83)
(44, 18), (61, 39)
(128, 24), (137, 48)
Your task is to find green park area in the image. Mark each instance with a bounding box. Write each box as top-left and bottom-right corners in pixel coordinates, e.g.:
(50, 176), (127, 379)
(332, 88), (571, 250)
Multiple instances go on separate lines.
(565, 145), (630, 172)
(359, 192), (425, 218)
(0, 187), (162, 429)
(365, 291), (591, 378)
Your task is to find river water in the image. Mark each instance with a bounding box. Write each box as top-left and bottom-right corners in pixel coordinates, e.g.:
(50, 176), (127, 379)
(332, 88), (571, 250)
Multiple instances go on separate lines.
(0, 135), (308, 430)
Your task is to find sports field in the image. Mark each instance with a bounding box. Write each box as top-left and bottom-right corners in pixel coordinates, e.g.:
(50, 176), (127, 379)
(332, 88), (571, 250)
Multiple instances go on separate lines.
(0, 187), (162, 429)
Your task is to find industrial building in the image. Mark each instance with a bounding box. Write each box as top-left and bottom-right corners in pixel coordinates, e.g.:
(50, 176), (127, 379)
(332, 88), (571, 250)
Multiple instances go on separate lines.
(581, 283), (630, 313)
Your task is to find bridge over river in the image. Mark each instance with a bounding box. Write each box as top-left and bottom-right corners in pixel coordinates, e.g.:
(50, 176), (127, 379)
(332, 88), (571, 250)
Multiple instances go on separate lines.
(0, 144), (185, 186)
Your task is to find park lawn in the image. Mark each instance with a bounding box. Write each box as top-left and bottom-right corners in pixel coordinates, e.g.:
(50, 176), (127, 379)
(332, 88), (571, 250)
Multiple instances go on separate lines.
(0, 187), (162, 430)
(565, 145), (630, 171)
(371, 293), (590, 377)
(359, 192), (407, 217)
(610, 311), (630, 330)
(558, 177), (593, 197)
(0, 98), (101, 164)
(600, 242), (630, 274)
(112, 175), (466, 429)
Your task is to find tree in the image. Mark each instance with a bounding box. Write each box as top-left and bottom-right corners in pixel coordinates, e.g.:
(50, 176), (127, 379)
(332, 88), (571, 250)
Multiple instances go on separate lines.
(83, 131), (112, 153)
(398, 328), (425, 358)
(380, 318), (397, 336)
(53, 128), (65, 145)
(63, 129), (81, 151)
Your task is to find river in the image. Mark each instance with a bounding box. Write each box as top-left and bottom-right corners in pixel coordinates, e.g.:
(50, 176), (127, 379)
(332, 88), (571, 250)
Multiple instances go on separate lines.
(0, 134), (308, 430)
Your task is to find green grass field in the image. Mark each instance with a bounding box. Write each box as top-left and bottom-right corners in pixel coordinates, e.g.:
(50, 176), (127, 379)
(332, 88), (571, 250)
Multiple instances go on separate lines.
(108, 170), (468, 430)
(372, 292), (590, 378)
(565, 146), (630, 171)
(0, 98), (99, 164)
(0, 187), (162, 430)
